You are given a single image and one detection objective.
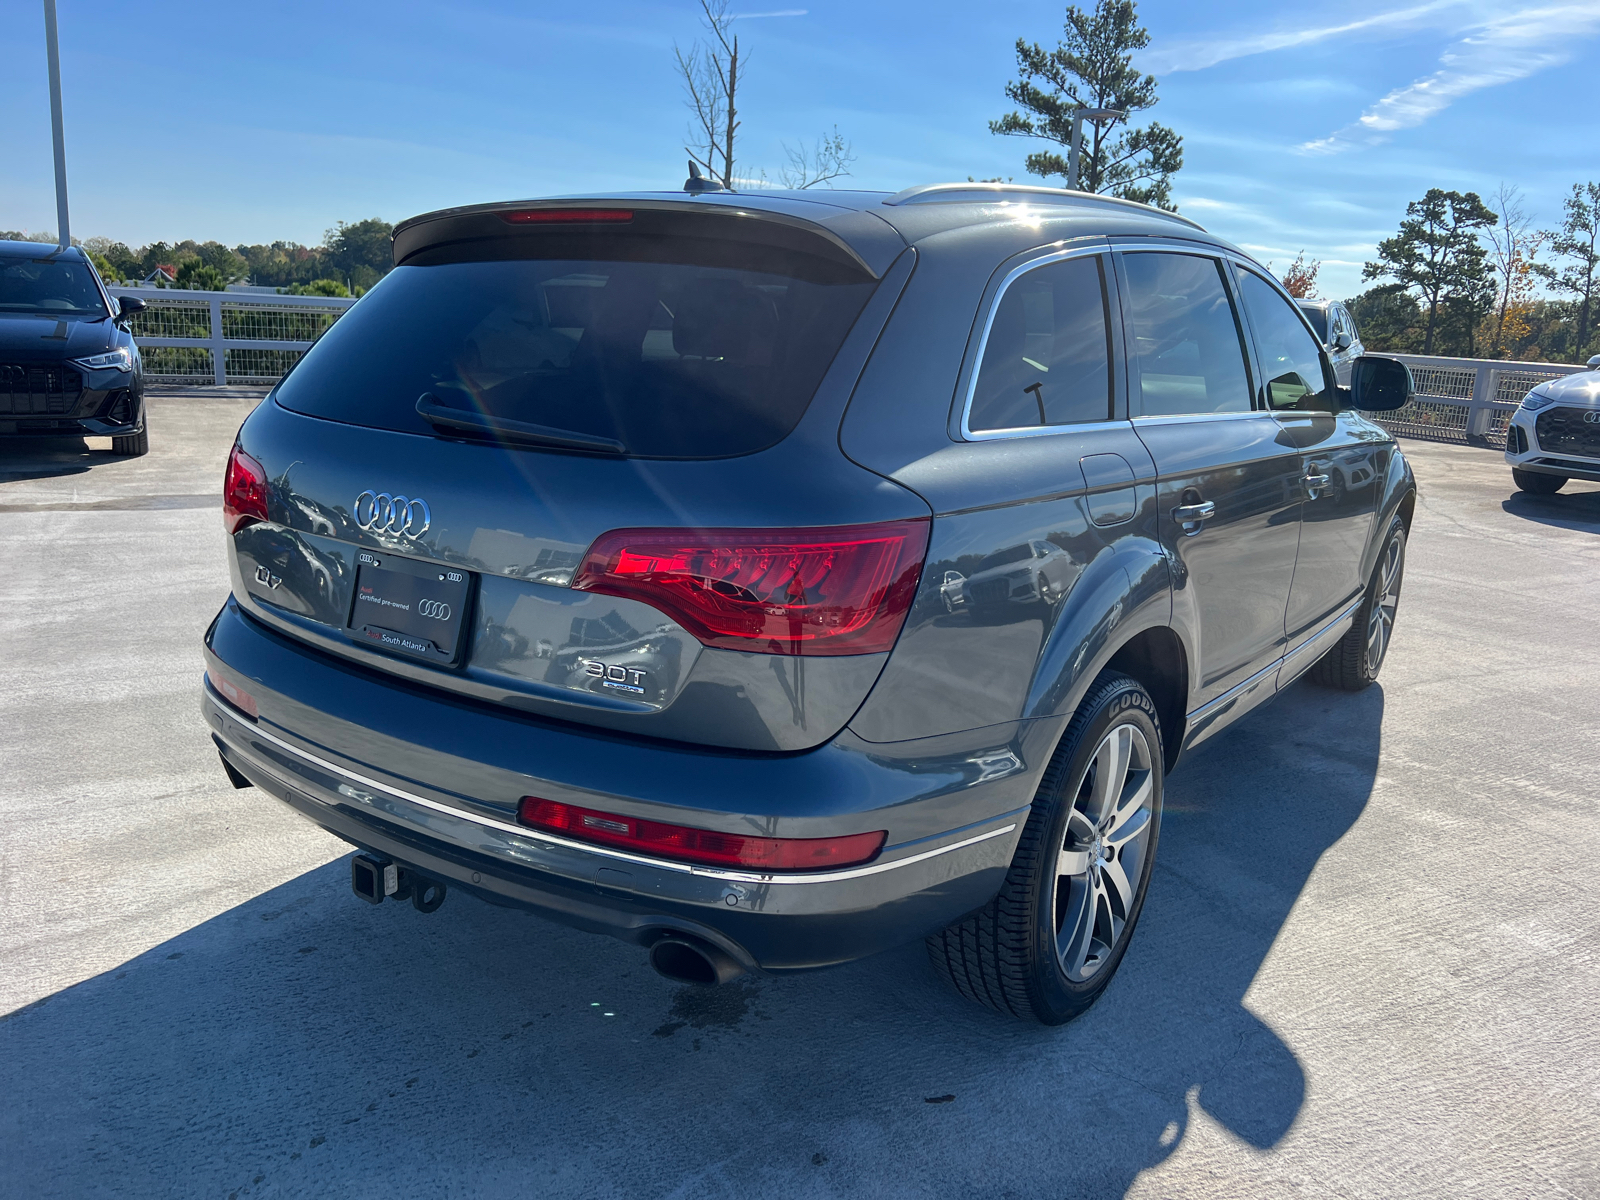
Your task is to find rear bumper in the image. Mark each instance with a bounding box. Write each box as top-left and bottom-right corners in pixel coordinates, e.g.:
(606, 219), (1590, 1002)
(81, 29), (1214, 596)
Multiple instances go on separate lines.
(202, 599), (1041, 971)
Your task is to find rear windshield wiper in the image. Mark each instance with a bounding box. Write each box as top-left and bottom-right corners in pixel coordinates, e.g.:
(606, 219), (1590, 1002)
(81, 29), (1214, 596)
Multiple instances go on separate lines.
(415, 393), (626, 455)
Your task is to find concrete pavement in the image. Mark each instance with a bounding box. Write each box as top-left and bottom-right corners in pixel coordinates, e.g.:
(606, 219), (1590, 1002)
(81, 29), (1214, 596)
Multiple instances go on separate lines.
(2, 396), (1597, 1199)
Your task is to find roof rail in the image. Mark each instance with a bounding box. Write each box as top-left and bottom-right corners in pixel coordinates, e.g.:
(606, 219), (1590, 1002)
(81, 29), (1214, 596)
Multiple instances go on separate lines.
(881, 182), (1204, 231)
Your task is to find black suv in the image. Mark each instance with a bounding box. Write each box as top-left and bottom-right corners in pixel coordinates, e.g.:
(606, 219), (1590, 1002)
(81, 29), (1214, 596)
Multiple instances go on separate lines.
(0, 240), (147, 455)
(202, 183), (1415, 1024)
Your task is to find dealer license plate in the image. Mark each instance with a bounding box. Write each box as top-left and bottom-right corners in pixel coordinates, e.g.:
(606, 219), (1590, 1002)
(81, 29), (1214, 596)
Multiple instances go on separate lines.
(348, 550), (472, 664)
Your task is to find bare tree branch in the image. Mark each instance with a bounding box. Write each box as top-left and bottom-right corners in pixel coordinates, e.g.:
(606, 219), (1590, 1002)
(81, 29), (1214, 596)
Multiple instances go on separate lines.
(779, 126), (856, 189)
(673, 0), (745, 188)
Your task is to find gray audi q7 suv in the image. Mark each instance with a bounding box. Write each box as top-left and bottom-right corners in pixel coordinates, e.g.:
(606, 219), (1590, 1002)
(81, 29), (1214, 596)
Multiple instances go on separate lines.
(202, 183), (1416, 1024)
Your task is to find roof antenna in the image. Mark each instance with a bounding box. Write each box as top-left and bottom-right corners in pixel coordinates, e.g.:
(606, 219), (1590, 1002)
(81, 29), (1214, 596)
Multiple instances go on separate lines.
(684, 160), (726, 194)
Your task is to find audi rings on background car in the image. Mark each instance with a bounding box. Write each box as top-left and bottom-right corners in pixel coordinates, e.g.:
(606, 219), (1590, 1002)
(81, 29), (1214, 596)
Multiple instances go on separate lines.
(354, 491), (431, 538)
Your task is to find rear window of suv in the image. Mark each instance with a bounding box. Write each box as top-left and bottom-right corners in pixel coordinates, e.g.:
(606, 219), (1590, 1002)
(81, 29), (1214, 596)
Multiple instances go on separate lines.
(274, 233), (878, 459)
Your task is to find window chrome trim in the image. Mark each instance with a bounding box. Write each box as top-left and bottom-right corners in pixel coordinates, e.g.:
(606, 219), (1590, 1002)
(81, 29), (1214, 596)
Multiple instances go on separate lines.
(207, 683), (1018, 886)
(958, 243), (1114, 442)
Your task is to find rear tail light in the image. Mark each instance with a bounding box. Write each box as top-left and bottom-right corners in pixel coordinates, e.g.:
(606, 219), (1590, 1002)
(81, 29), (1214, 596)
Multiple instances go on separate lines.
(500, 208), (633, 224)
(223, 444), (269, 534)
(572, 519), (929, 656)
(206, 668), (258, 718)
(517, 797), (886, 872)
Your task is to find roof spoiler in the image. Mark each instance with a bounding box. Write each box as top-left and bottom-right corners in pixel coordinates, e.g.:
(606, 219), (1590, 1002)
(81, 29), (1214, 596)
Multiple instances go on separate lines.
(391, 199), (887, 279)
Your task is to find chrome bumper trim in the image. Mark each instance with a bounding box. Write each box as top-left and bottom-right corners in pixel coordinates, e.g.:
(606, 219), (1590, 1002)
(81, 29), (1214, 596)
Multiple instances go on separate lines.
(207, 681), (1018, 887)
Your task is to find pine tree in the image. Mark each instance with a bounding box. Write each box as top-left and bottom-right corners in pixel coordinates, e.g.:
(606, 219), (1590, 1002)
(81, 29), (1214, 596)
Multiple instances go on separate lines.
(1537, 182), (1600, 356)
(990, 1), (1183, 209)
(1363, 190), (1497, 356)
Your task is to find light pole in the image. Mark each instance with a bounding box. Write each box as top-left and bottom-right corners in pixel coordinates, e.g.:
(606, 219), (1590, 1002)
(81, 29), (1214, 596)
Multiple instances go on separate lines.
(1067, 107), (1125, 193)
(43, 0), (70, 251)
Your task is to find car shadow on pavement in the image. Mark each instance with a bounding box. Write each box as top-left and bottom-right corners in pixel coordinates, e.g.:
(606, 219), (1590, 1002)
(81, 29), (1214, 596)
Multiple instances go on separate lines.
(0, 435), (103, 481)
(0, 680), (1382, 1200)
(1501, 488), (1600, 533)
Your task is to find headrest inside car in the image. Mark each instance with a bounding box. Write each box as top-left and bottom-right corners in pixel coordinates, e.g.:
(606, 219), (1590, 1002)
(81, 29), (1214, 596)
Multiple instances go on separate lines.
(672, 281), (772, 361)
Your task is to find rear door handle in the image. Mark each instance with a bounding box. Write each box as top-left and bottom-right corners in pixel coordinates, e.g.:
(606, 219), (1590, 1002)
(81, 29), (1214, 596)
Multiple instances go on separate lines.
(1173, 500), (1215, 534)
(1304, 472), (1331, 498)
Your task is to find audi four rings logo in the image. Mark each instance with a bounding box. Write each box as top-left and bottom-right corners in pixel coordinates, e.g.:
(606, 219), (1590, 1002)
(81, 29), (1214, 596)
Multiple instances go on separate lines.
(418, 599), (452, 621)
(354, 490), (431, 538)
(1584, 411), (1600, 424)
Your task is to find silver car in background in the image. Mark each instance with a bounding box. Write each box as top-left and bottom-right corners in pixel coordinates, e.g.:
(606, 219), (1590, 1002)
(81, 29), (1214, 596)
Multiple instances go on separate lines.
(1298, 298), (1365, 385)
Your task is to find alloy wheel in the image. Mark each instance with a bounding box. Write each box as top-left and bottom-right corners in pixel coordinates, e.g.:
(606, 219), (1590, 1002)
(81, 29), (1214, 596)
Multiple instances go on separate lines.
(1052, 722), (1156, 983)
(1365, 532), (1404, 674)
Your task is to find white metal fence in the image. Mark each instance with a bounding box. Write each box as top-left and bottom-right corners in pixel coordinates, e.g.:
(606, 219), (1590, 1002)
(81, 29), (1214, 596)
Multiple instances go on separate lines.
(1375, 354), (1588, 449)
(118, 286), (358, 386)
(117, 293), (1589, 447)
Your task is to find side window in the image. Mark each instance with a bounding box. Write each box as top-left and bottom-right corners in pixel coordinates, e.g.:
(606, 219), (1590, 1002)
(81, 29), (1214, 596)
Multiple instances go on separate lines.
(1120, 252), (1253, 417)
(1235, 268), (1335, 412)
(968, 254), (1112, 432)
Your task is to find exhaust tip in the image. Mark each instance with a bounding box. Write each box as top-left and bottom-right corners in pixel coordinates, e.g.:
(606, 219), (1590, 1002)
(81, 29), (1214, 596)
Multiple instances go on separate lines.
(649, 935), (745, 987)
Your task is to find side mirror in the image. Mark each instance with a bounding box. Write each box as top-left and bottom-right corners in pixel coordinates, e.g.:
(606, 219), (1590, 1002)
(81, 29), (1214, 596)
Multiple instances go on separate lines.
(116, 296), (147, 324)
(1587, 354), (1600, 370)
(1344, 355), (1413, 412)
(1333, 330), (1353, 351)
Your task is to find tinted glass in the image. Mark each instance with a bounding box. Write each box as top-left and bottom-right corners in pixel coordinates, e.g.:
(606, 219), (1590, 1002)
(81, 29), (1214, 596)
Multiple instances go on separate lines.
(1121, 253), (1252, 416)
(1237, 269), (1335, 412)
(968, 255), (1112, 431)
(0, 256), (106, 317)
(275, 252), (875, 458)
(1298, 302), (1329, 341)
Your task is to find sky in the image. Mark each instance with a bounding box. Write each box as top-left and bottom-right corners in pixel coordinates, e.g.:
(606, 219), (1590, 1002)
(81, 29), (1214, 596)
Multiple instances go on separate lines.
(2, 0), (1597, 299)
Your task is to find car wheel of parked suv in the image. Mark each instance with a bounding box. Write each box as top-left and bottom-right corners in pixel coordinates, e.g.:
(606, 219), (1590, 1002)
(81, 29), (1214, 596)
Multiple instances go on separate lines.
(1511, 468), (1565, 495)
(928, 671), (1164, 1025)
(111, 428), (149, 457)
(1311, 515), (1406, 692)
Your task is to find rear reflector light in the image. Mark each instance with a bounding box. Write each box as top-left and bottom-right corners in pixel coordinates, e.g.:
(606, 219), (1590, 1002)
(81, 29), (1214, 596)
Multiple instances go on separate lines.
(207, 669), (258, 718)
(571, 520), (929, 656)
(223, 444), (269, 534)
(517, 797), (886, 872)
(500, 208), (633, 224)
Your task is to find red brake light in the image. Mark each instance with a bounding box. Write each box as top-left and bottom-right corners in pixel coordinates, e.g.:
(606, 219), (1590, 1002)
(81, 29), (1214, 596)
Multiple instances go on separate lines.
(517, 797), (886, 872)
(223, 444), (269, 534)
(206, 668), (258, 718)
(500, 208), (633, 224)
(571, 520), (929, 656)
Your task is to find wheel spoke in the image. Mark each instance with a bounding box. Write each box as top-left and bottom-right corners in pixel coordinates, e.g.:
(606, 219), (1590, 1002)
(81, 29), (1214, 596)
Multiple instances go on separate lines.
(1057, 846), (1091, 876)
(1108, 769), (1152, 834)
(1105, 803), (1150, 848)
(1057, 881), (1099, 976)
(1102, 855), (1136, 921)
(1089, 726), (1132, 827)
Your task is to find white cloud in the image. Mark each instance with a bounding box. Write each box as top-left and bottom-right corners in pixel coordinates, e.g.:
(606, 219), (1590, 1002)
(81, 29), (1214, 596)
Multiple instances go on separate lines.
(1301, 4), (1600, 153)
(1140, 1), (1465, 73)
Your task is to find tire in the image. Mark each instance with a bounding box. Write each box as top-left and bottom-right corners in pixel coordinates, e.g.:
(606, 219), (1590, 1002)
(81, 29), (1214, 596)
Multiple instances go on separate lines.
(1512, 468), (1565, 495)
(928, 671), (1164, 1025)
(1310, 514), (1406, 692)
(111, 427), (149, 457)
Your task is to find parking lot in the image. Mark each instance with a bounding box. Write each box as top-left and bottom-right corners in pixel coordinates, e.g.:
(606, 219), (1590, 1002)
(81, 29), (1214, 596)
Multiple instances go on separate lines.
(2, 392), (1598, 1199)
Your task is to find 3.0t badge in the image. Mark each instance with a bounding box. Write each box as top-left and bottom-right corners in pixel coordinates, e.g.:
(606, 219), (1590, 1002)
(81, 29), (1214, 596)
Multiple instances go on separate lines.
(583, 660), (647, 694)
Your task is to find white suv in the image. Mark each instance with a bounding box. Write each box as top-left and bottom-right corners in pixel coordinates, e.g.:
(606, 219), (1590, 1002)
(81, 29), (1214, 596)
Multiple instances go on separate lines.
(1505, 356), (1600, 493)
